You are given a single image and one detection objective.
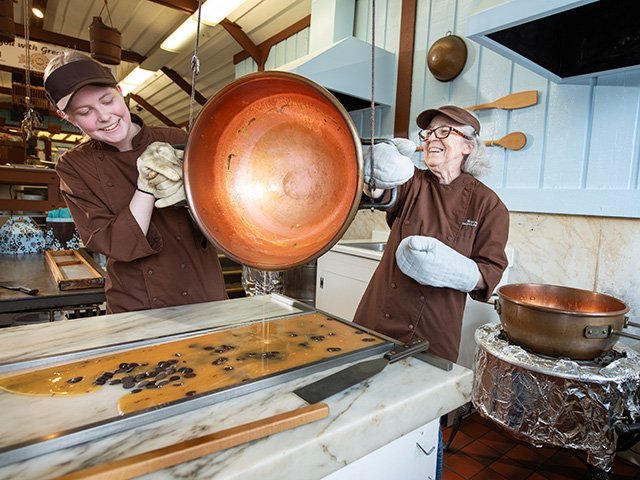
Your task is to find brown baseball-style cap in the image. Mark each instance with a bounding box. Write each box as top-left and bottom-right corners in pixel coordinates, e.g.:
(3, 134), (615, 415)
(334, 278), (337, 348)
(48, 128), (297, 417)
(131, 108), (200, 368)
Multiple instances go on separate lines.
(44, 60), (118, 111)
(416, 105), (481, 135)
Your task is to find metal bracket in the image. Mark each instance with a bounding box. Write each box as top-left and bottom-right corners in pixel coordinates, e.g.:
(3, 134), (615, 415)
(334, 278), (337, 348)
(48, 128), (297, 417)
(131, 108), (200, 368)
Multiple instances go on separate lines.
(584, 325), (613, 339)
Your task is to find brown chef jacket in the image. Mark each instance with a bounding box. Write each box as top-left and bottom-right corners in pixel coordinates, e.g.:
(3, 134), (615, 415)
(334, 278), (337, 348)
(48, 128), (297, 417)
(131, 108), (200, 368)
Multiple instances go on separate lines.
(353, 169), (509, 362)
(56, 116), (228, 313)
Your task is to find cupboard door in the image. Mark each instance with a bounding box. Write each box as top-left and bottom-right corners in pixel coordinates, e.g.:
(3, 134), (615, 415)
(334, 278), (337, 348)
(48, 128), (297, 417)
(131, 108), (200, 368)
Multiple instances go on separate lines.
(315, 251), (379, 321)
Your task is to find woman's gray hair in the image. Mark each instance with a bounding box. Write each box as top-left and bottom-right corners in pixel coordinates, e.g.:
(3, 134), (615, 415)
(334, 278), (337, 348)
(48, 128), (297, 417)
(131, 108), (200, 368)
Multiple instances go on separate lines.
(457, 124), (488, 178)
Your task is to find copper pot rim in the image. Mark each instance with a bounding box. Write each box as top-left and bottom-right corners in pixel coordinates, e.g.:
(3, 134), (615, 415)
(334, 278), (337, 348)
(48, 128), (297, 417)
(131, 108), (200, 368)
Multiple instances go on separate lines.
(496, 283), (630, 317)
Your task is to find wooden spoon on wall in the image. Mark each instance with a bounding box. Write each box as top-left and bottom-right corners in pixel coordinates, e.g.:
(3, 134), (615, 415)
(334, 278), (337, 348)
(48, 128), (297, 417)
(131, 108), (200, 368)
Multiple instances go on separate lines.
(466, 91), (538, 111)
(484, 131), (526, 150)
(416, 132), (527, 151)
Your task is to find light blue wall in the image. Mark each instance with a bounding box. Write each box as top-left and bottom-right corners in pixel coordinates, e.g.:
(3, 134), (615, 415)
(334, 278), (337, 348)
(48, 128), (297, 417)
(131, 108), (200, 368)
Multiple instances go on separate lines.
(237, 0), (640, 218)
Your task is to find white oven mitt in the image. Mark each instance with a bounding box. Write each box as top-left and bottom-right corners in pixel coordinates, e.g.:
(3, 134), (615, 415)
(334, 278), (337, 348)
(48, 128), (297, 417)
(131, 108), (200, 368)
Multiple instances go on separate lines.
(364, 138), (416, 189)
(396, 235), (479, 292)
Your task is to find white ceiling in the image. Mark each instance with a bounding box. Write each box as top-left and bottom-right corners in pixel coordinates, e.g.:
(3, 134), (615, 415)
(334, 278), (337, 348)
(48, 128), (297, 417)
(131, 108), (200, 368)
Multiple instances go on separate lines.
(9, 0), (311, 127)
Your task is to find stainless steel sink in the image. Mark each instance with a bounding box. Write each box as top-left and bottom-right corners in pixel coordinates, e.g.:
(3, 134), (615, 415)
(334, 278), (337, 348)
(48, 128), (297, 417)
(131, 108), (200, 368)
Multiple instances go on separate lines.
(344, 242), (386, 251)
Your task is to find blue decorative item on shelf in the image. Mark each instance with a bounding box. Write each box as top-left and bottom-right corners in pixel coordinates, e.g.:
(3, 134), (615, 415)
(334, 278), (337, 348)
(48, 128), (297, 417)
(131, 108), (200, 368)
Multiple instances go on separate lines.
(44, 208), (80, 251)
(0, 216), (44, 254)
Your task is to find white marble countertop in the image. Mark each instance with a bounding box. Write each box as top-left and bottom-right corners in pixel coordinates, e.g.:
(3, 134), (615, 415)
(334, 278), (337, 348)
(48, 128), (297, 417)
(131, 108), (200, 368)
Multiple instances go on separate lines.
(0, 294), (472, 480)
(330, 239), (385, 261)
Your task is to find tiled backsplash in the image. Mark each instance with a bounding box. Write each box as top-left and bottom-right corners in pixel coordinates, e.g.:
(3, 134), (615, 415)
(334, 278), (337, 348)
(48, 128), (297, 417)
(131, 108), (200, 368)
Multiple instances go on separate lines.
(344, 209), (639, 317)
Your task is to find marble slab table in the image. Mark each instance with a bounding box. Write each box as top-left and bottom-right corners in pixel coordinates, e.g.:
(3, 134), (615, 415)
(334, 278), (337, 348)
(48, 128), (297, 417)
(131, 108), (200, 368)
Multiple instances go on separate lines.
(0, 294), (473, 479)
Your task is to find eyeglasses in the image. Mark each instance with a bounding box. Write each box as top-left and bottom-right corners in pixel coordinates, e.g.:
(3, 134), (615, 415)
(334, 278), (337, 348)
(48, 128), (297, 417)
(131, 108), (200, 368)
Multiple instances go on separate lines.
(418, 126), (472, 142)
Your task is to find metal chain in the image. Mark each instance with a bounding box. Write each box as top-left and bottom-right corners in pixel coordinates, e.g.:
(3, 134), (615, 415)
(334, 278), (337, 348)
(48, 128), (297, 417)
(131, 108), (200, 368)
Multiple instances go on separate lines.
(21, 0), (41, 142)
(368, 0), (376, 192)
(188, 0), (203, 133)
(23, 0), (30, 110)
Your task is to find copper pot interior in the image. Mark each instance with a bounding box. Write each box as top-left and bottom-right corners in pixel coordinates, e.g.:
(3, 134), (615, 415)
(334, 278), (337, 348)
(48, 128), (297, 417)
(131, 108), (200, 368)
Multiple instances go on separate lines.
(184, 72), (363, 271)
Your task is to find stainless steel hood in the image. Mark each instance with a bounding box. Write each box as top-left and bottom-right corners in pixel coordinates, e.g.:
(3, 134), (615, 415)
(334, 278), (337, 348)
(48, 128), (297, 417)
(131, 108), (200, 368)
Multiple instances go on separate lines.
(277, 0), (396, 107)
(466, 0), (640, 83)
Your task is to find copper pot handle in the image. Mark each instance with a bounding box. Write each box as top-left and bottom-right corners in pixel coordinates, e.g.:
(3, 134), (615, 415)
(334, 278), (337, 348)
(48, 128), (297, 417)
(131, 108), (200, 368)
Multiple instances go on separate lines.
(359, 138), (400, 210)
(584, 318), (640, 342)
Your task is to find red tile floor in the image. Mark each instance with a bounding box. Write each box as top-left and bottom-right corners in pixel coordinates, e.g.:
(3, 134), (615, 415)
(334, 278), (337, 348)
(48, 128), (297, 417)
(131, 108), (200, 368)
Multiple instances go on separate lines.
(442, 411), (640, 480)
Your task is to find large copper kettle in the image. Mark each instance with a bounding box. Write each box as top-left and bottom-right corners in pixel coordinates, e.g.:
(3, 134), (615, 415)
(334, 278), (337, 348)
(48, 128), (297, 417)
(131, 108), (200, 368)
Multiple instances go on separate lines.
(184, 71), (364, 271)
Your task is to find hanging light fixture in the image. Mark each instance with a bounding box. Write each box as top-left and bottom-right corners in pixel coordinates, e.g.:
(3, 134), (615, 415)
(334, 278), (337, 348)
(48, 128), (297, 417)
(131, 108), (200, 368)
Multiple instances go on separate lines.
(161, 0), (247, 52)
(31, 0), (45, 18)
(89, 0), (122, 65)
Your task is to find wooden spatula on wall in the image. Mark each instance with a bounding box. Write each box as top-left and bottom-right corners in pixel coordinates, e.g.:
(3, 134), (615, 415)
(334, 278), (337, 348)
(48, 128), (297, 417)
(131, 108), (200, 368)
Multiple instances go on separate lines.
(467, 91), (538, 111)
(484, 131), (526, 150)
(417, 132), (527, 151)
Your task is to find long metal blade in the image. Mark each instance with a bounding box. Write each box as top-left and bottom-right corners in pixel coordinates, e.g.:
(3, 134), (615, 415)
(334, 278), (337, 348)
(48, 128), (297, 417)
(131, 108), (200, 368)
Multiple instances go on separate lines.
(293, 358), (388, 404)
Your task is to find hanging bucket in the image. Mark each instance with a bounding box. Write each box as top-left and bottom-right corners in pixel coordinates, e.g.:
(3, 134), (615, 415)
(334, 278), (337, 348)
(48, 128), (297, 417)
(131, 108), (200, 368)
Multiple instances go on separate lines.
(0, 0), (15, 43)
(89, 16), (122, 65)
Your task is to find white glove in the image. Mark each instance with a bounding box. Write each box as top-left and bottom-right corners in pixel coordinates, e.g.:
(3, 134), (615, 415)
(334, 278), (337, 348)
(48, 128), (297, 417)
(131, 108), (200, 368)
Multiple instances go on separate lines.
(136, 142), (183, 195)
(154, 176), (186, 208)
(364, 138), (415, 189)
(395, 236), (479, 292)
(136, 142), (186, 208)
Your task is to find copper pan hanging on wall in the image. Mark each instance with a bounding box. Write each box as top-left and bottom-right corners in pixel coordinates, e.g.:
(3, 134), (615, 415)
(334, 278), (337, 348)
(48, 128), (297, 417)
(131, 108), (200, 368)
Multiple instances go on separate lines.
(184, 71), (364, 271)
(427, 32), (467, 82)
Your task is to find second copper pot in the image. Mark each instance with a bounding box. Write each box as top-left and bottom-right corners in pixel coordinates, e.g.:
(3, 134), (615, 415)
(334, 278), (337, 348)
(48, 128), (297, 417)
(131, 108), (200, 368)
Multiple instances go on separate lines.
(495, 284), (631, 360)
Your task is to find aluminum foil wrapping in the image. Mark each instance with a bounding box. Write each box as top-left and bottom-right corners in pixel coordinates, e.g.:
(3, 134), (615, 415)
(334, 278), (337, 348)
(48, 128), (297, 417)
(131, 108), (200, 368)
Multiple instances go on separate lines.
(241, 267), (284, 296)
(473, 322), (640, 471)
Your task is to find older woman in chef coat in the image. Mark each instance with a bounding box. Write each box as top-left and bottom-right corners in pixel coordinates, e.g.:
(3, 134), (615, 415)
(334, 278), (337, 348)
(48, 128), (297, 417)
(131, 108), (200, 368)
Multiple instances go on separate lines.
(353, 105), (509, 364)
(353, 105), (509, 480)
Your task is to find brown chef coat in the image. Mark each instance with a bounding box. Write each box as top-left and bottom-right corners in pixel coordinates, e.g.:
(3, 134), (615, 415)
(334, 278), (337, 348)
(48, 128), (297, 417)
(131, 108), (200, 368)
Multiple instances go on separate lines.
(56, 116), (228, 314)
(353, 169), (509, 362)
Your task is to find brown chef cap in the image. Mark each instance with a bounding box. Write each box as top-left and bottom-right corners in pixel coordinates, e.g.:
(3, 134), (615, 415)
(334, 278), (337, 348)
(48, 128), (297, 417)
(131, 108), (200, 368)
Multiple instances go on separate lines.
(44, 60), (118, 111)
(416, 105), (481, 135)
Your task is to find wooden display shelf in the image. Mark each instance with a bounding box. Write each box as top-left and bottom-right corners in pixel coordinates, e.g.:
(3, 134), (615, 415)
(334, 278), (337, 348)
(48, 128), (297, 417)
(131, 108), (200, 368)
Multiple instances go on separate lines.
(44, 249), (106, 291)
(0, 165), (65, 211)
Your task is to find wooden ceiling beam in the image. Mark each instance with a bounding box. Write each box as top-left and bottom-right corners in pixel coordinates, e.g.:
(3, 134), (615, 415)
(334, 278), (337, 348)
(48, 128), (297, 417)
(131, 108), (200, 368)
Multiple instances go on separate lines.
(232, 15), (310, 68)
(220, 19), (263, 69)
(129, 93), (178, 128)
(145, 0), (198, 14)
(160, 67), (207, 106)
(393, 0), (417, 138)
(15, 24), (147, 65)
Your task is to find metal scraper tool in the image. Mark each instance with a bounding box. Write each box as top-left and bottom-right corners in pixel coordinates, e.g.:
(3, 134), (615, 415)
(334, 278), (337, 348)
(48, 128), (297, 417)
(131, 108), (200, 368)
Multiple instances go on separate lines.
(294, 338), (430, 404)
(0, 281), (38, 295)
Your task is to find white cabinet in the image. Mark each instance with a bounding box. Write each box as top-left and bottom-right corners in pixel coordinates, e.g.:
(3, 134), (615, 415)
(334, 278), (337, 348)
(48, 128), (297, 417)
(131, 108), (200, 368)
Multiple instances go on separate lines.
(315, 247), (381, 321)
(323, 418), (439, 480)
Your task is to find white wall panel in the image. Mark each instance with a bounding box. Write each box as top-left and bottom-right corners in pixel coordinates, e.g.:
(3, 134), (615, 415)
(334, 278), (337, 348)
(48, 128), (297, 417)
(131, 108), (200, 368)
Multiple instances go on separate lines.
(417, 0), (640, 217)
(502, 64), (548, 188)
(587, 80), (639, 189)
(542, 82), (591, 188)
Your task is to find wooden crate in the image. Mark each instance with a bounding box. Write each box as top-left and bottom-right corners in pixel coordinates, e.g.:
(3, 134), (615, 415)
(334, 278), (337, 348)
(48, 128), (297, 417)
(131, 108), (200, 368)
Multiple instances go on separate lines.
(44, 250), (105, 291)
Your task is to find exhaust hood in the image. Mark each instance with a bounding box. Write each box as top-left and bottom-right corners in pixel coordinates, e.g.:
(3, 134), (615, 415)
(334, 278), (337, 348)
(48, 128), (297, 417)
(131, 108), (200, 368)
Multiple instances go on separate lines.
(466, 0), (640, 83)
(277, 0), (396, 107)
